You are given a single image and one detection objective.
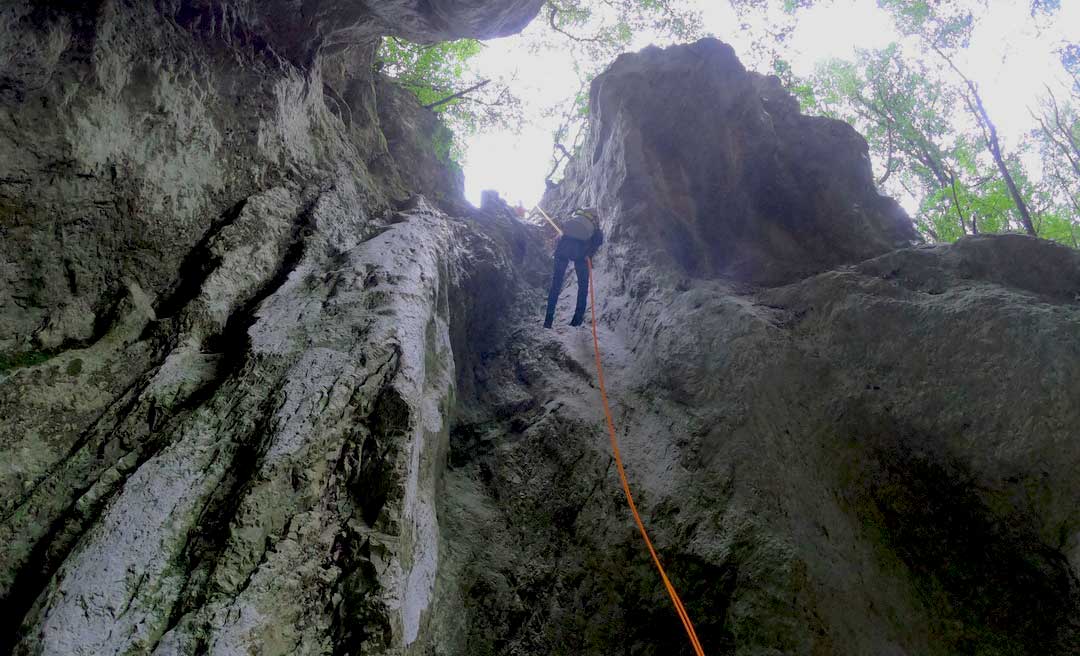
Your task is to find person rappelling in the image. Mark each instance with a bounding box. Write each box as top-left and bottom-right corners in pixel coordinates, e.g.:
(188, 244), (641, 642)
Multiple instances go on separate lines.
(541, 207), (603, 328)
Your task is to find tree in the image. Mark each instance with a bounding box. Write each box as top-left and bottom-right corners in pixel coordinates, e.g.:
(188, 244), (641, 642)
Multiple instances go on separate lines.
(376, 1), (708, 181)
(533, 0), (706, 181)
(933, 43), (1038, 235)
(1062, 43), (1080, 94)
(377, 37), (522, 164)
(877, 0), (1038, 235)
(1030, 52), (1080, 246)
(749, 0), (1077, 245)
(804, 46), (988, 239)
(1032, 85), (1080, 182)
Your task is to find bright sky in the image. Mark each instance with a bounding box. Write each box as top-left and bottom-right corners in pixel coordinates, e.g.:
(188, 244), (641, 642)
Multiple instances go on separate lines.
(461, 0), (1080, 209)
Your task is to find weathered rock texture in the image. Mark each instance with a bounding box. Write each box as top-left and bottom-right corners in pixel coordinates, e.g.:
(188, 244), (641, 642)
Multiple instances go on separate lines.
(557, 39), (917, 287)
(0, 1), (546, 654)
(1, 6), (1078, 655)
(488, 39), (1080, 655)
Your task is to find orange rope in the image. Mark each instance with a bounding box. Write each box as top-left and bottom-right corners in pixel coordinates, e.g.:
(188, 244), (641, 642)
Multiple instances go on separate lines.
(586, 258), (706, 656)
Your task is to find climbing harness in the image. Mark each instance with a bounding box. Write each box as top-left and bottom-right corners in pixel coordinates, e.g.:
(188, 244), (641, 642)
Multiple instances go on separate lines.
(586, 258), (706, 656)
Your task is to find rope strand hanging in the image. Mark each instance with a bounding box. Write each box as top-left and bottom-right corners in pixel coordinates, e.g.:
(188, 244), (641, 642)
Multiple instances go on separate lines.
(586, 257), (706, 656)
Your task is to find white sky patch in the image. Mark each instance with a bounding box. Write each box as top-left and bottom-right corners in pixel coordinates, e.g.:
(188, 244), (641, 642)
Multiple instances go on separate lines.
(463, 127), (554, 207)
(462, 26), (583, 206)
(699, 0), (743, 39)
(784, 0), (899, 76)
(461, 1), (1079, 209)
(960, 2), (1077, 144)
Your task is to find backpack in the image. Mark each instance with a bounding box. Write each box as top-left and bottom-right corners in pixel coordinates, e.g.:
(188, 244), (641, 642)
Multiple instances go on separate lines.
(561, 209), (597, 241)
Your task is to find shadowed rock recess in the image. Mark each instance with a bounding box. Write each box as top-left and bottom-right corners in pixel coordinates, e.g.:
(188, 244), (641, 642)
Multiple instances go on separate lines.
(0, 2), (1077, 654)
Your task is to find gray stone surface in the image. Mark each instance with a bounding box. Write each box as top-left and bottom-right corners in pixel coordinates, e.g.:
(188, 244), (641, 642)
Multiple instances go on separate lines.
(1, 5), (1078, 654)
(442, 233), (1080, 654)
(466, 37), (1080, 656)
(0, 3), (542, 654)
(552, 39), (918, 287)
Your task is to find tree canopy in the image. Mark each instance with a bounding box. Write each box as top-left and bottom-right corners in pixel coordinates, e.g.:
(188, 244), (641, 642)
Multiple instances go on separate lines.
(377, 37), (522, 165)
(795, 0), (1077, 244)
(375, 0), (1079, 248)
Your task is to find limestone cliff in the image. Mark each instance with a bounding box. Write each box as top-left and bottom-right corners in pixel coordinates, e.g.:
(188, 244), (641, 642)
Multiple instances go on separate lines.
(1, 5), (1078, 656)
(0, 1), (546, 654)
(444, 40), (1080, 655)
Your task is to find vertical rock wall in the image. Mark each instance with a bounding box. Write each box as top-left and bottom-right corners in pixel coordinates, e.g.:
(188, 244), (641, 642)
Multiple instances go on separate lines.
(433, 39), (1080, 656)
(2, 6), (1078, 655)
(0, 1), (545, 654)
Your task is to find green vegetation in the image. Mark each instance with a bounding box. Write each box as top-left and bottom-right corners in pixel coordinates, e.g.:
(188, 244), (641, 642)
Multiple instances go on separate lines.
(779, 0), (1079, 245)
(378, 37), (484, 110)
(376, 1), (705, 178)
(0, 350), (53, 373)
(377, 0), (1078, 246)
(377, 37), (521, 168)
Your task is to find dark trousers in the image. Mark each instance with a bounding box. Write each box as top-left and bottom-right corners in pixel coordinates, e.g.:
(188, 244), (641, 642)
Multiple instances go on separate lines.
(545, 236), (589, 325)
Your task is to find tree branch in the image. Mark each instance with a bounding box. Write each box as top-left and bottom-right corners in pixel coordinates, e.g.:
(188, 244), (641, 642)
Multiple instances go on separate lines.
(945, 165), (973, 235)
(1044, 85), (1080, 166)
(423, 79), (490, 109)
(1032, 108), (1080, 178)
(548, 5), (606, 43)
(876, 125), (898, 187)
(932, 43), (1037, 236)
(546, 143), (574, 184)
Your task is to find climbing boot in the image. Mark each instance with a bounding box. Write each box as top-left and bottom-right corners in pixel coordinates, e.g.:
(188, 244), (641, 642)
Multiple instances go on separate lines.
(569, 312), (585, 327)
(543, 313), (554, 329)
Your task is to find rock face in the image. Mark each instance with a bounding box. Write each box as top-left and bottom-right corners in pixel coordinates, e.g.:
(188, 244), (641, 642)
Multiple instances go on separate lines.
(441, 40), (1080, 655)
(0, 2), (546, 654)
(557, 39), (918, 287)
(175, 0), (547, 62)
(1, 7), (1078, 656)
